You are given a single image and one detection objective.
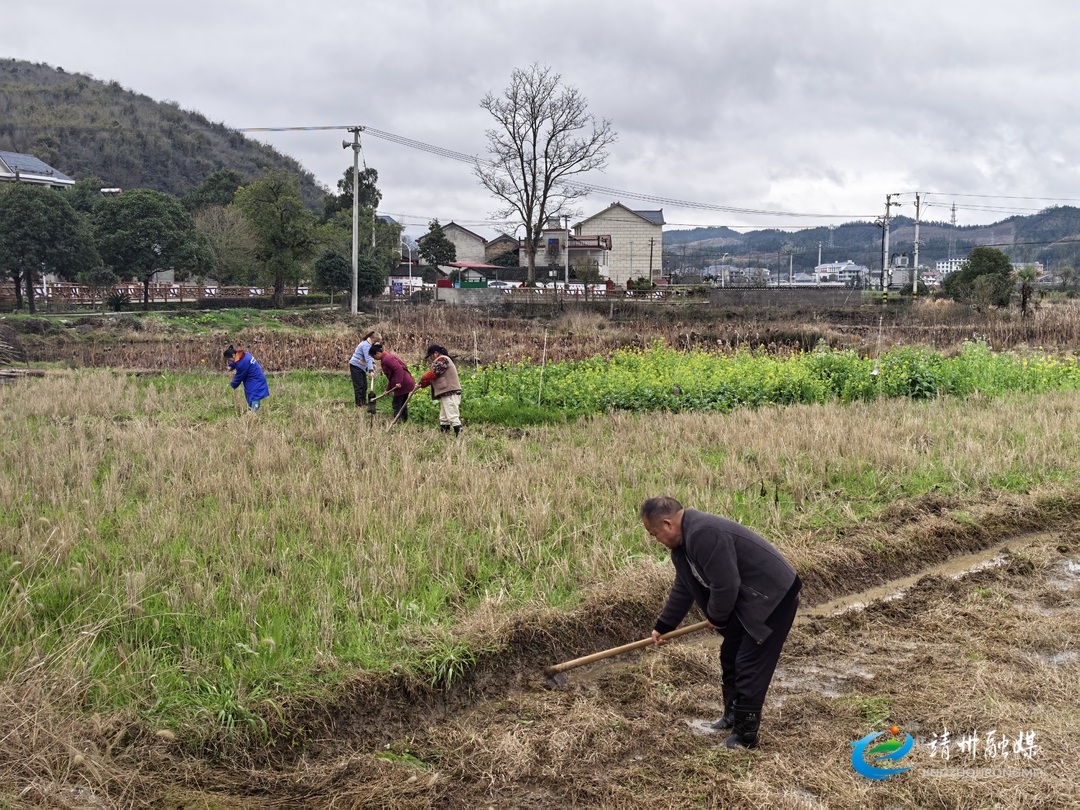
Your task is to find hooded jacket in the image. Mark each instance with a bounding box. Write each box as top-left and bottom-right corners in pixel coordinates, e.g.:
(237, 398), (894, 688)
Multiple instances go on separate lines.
(228, 350), (270, 405)
(654, 509), (798, 643)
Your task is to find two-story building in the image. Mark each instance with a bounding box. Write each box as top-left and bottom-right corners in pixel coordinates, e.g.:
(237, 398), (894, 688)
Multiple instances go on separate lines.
(574, 203), (664, 286)
(438, 222), (487, 264)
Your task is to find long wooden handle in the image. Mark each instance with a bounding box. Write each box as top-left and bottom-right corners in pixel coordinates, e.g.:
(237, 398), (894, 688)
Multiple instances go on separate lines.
(370, 384), (399, 402)
(544, 620), (711, 676)
(386, 388), (417, 431)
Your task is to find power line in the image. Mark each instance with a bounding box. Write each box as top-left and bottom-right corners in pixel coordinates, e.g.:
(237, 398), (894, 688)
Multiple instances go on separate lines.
(236, 123), (878, 220)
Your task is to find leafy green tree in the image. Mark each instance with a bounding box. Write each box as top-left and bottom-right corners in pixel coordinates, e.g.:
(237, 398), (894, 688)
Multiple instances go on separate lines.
(93, 188), (200, 310)
(357, 253), (386, 298)
(488, 248), (520, 268)
(941, 246), (1014, 309)
(233, 170), (316, 307)
(64, 176), (107, 214)
(184, 168), (246, 212)
(313, 249), (352, 304)
(77, 265), (120, 310)
(418, 219), (456, 269)
(0, 183), (99, 313)
(193, 205), (257, 284)
(321, 166), (382, 221)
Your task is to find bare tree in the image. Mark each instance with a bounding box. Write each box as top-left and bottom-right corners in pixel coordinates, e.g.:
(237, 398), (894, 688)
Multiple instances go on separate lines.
(476, 63), (616, 286)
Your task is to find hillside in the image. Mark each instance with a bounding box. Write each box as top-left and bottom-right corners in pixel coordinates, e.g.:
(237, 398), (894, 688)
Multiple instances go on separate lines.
(664, 207), (1080, 275)
(0, 59), (327, 209)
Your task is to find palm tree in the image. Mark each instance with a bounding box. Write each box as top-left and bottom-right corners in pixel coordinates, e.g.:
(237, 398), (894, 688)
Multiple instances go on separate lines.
(1017, 264), (1038, 318)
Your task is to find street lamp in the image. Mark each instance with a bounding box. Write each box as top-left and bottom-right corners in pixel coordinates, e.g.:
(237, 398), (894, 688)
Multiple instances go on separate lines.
(342, 127), (363, 315)
(401, 233), (413, 295)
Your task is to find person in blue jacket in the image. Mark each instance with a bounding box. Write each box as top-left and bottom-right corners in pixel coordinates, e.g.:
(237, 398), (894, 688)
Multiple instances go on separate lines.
(224, 345), (269, 412)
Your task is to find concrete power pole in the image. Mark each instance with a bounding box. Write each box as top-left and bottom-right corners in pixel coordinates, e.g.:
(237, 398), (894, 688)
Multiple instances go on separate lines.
(343, 127), (364, 315)
(881, 194), (896, 303)
(649, 237), (655, 282)
(913, 192), (922, 301)
(948, 202), (957, 263)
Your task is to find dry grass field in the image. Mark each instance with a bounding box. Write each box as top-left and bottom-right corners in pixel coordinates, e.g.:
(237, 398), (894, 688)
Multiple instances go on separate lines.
(1, 304), (1079, 808)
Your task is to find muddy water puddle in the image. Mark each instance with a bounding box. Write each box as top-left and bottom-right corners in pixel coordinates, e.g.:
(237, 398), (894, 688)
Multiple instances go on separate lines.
(797, 543), (1011, 621)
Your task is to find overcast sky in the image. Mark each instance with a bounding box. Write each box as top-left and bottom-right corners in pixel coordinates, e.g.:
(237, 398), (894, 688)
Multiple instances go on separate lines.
(4, 1), (1078, 240)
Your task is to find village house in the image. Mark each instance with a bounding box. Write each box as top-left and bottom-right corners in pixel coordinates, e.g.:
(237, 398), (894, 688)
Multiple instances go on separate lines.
(0, 151), (75, 189)
(573, 203), (664, 286)
(428, 222), (487, 264)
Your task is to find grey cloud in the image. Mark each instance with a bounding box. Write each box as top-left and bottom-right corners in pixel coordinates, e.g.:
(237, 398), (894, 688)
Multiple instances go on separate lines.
(4, 0), (1079, 233)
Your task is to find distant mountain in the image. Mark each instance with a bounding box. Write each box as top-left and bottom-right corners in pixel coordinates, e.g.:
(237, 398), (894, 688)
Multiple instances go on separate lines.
(0, 59), (327, 208)
(664, 207), (1080, 275)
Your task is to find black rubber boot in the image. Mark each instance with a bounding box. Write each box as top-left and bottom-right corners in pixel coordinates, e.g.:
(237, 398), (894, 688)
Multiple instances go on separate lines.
(453, 425), (462, 436)
(709, 688), (737, 731)
(440, 425), (451, 433)
(723, 705), (761, 749)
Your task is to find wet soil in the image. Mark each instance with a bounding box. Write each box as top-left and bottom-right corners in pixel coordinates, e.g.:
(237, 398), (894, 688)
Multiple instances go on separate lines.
(30, 507), (1074, 809)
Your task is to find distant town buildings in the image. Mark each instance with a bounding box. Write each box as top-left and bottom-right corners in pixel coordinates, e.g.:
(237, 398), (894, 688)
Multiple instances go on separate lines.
(814, 260), (869, 284)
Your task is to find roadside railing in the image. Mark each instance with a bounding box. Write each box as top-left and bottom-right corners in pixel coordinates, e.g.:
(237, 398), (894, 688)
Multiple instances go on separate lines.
(0, 283), (313, 306)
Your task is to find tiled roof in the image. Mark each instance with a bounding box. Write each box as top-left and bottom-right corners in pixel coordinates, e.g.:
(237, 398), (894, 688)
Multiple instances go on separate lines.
(0, 151), (74, 184)
(633, 209), (665, 225)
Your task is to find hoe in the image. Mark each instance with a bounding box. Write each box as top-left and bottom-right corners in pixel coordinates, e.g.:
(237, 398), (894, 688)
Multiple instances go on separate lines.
(366, 384), (399, 415)
(544, 620), (710, 688)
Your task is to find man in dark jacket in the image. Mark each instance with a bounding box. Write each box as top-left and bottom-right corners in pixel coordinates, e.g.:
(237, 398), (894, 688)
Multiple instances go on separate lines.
(642, 496), (801, 749)
(370, 343), (416, 425)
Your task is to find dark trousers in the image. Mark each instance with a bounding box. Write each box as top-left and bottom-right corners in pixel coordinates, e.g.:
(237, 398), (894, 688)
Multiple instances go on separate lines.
(349, 364), (369, 407)
(391, 393), (409, 423)
(719, 577), (801, 708)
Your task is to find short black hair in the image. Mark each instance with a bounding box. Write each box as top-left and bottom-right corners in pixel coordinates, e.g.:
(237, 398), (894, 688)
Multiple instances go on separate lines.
(640, 496), (683, 523)
(425, 344), (447, 358)
(369, 343), (384, 355)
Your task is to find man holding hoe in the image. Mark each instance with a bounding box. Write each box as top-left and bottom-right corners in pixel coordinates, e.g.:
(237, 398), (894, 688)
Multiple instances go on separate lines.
(642, 496), (801, 749)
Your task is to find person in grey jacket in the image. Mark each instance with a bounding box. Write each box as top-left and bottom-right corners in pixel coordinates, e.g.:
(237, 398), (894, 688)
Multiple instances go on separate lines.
(642, 496), (801, 749)
(348, 329), (380, 408)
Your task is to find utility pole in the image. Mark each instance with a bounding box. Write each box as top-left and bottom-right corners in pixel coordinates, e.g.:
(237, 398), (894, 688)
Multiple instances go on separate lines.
(817, 241), (823, 270)
(649, 237), (656, 282)
(948, 201), (957, 265)
(342, 127), (364, 315)
(564, 215), (570, 287)
(880, 194), (898, 304)
(913, 192), (922, 302)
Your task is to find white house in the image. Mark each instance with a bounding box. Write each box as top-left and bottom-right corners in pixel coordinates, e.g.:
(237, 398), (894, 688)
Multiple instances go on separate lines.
(0, 151), (75, 189)
(815, 260), (870, 284)
(519, 218), (614, 280)
(935, 258), (965, 276)
(573, 203), (664, 286)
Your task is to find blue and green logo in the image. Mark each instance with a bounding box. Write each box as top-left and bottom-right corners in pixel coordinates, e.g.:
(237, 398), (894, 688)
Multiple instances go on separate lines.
(850, 726), (914, 780)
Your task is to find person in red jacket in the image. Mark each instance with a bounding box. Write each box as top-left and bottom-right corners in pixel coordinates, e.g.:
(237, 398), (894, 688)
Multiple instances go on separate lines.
(418, 344), (463, 435)
(370, 343), (416, 425)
